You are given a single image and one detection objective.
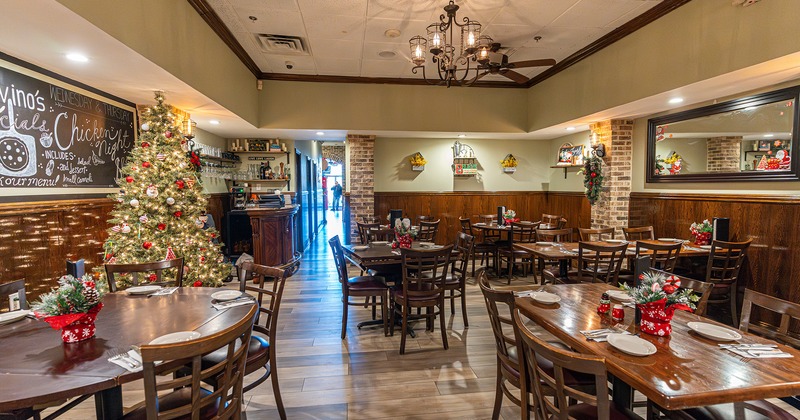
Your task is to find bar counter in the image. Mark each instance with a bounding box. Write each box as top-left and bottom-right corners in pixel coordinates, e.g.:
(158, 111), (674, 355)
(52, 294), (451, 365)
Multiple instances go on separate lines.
(230, 205), (300, 267)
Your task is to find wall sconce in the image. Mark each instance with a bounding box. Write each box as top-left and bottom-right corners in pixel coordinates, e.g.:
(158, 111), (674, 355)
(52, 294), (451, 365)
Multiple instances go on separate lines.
(590, 131), (605, 157)
(184, 118), (196, 140)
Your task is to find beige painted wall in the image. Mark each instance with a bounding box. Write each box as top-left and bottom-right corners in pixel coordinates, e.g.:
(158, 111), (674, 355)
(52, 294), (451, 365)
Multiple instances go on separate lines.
(193, 128), (229, 194)
(56, 0), (258, 126)
(259, 81), (527, 134)
(547, 131), (591, 192)
(374, 138), (551, 192)
(527, 0), (800, 132)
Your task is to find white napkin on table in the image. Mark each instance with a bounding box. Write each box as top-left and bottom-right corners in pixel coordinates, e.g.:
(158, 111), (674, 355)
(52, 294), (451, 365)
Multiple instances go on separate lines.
(212, 297), (256, 310)
(108, 350), (142, 372)
(148, 287), (178, 297)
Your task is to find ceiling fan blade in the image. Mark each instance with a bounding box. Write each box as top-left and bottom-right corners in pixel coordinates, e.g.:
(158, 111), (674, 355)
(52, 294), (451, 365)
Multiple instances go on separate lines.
(507, 58), (557, 69)
(501, 70), (529, 84)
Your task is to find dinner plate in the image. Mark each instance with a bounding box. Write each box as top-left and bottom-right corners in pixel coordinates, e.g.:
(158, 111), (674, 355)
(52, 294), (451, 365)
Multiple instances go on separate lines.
(353, 245), (369, 251)
(535, 241), (554, 246)
(126, 285), (162, 295)
(687, 322), (742, 341)
(530, 292), (561, 304)
(474, 222), (486, 226)
(419, 242), (435, 247)
(699, 245), (712, 250)
(605, 239), (625, 243)
(211, 290), (243, 302)
(570, 248), (580, 252)
(607, 334), (657, 356)
(372, 241), (388, 245)
(149, 331), (202, 345)
(606, 289), (633, 302)
(0, 309), (31, 325)
(658, 238), (682, 243)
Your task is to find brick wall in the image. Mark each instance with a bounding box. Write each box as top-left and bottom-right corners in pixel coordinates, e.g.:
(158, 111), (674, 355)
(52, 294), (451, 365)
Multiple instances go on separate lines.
(707, 136), (742, 172)
(347, 134), (375, 243)
(589, 119), (633, 236)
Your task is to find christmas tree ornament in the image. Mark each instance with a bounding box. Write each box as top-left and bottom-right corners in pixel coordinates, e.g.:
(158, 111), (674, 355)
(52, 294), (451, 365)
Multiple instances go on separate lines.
(165, 246), (177, 260)
(166, 197), (175, 205)
(111, 225), (121, 232)
(185, 177), (196, 188)
(193, 281), (202, 287)
(142, 161), (151, 168)
(179, 162), (187, 169)
(157, 223), (166, 230)
(181, 140), (189, 152)
(156, 153), (166, 161)
(141, 123), (150, 131)
(148, 273), (157, 282)
(130, 198), (140, 208)
(174, 211), (182, 218)
(142, 241), (152, 250)
(165, 131), (173, 138)
(121, 224), (131, 234)
(199, 215), (208, 223)
(125, 176), (134, 183)
(141, 142), (150, 148)
(175, 179), (185, 189)
(199, 256), (206, 263)
(146, 184), (158, 198)
(139, 215), (149, 223)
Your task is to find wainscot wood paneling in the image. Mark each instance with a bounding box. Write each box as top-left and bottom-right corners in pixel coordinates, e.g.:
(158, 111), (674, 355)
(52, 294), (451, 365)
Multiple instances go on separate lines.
(374, 191), (590, 245)
(629, 192), (800, 310)
(0, 194), (228, 301)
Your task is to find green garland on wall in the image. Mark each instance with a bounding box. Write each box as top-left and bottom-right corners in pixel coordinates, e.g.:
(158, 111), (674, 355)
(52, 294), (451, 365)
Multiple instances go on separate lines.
(581, 155), (604, 205)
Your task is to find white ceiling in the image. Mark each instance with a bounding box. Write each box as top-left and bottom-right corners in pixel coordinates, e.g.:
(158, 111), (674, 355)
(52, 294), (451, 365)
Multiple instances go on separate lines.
(207, 0), (662, 83)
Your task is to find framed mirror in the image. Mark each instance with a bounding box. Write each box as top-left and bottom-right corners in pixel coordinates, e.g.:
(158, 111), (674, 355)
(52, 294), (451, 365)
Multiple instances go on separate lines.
(647, 86), (800, 183)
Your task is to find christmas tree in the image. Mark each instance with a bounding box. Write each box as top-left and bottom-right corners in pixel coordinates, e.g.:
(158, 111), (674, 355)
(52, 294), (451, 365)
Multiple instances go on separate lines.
(100, 92), (228, 288)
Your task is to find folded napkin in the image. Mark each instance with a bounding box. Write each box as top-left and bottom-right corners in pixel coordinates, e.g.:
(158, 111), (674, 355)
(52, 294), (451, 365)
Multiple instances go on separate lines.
(719, 344), (793, 359)
(391, 250), (401, 255)
(108, 349), (143, 372)
(580, 328), (631, 342)
(149, 287), (178, 297)
(212, 297), (256, 310)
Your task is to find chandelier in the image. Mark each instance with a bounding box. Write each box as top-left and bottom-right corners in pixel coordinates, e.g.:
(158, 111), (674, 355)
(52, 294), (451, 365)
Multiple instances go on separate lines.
(409, 1), (492, 88)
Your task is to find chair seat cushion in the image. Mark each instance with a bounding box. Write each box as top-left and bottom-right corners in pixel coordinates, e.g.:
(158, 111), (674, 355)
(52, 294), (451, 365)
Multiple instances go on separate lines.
(681, 400), (796, 420)
(505, 343), (594, 387)
(202, 335), (269, 369)
(391, 285), (438, 302)
(123, 387), (219, 420)
(347, 276), (387, 291)
(566, 403), (630, 420)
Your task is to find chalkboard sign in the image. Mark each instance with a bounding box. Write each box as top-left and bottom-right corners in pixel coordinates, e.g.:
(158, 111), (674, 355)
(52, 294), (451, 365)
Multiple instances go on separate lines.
(0, 60), (135, 189)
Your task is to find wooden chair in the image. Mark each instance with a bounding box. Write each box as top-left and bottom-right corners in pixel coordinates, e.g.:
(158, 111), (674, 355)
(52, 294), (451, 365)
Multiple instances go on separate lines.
(443, 232), (474, 327)
(545, 242), (628, 284)
(705, 240), (751, 327)
(536, 228), (572, 243)
(479, 214), (498, 225)
(329, 236), (389, 338)
(460, 216), (494, 275)
(497, 221), (538, 284)
(390, 245), (453, 354)
(537, 213), (562, 230)
(578, 227), (615, 242)
(618, 241), (682, 285)
(622, 225), (655, 241)
(416, 220), (440, 243)
(127, 304), (257, 420)
(648, 268), (713, 316)
(0, 280), (27, 312)
(361, 215), (381, 223)
(416, 215), (435, 225)
(104, 258), (185, 292)
(356, 222), (379, 244)
(512, 308), (628, 420)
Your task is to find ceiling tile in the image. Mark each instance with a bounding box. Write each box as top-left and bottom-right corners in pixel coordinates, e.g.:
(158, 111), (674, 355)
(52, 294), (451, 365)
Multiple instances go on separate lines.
(304, 14), (366, 41)
(367, 0), (439, 20)
(228, 0), (299, 12)
(489, 0), (580, 26)
(607, 1), (660, 28)
(264, 55), (318, 72)
(482, 23), (540, 48)
(363, 42), (407, 61)
(523, 26), (604, 50)
(315, 58), (362, 75)
(551, 0), (642, 29)
(297, 0), (368, 17)
(508, 46), (571, 63)
(231, 8), (306, 36)
(364, 17), (430, 43)
(308, 38), (363, 59)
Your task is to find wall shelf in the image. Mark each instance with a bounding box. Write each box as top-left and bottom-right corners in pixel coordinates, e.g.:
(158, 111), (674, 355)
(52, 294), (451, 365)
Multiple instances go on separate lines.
(232, 179), (289, 183)
(200, 154), (239, 164)
(550, 164), (582, 179)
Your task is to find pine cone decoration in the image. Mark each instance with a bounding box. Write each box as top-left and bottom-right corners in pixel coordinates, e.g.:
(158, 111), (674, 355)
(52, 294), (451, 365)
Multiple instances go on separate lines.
(83, 285), (100, 306)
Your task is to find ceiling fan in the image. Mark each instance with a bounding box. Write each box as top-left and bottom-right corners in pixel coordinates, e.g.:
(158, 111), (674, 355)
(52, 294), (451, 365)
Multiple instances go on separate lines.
(472, 43), (556, 84)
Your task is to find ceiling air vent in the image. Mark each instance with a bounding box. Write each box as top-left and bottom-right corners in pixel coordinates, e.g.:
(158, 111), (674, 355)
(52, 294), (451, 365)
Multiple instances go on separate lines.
(256, 34), (310, 56)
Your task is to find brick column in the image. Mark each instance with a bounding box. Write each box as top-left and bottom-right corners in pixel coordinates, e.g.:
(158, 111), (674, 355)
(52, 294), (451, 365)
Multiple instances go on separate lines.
(707, 136), (742, 172)
(588, 119), (633, 237)
(347, 134), (375, 243)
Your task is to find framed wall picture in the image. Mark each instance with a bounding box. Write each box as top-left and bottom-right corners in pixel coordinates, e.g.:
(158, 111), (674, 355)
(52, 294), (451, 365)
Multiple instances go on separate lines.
(571, 145), (585, 165)
(757, 140), (772, 151)
(558, 143), (582, 165)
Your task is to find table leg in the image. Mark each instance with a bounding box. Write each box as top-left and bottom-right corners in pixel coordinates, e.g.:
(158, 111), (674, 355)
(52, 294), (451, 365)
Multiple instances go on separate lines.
(558, 259), (568, 279)
(94, 386), (123, 420)
(610, 374), (635, 412)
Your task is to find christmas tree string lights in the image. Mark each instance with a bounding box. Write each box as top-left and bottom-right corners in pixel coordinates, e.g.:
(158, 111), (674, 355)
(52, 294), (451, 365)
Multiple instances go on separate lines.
(99, 92), (228, 288)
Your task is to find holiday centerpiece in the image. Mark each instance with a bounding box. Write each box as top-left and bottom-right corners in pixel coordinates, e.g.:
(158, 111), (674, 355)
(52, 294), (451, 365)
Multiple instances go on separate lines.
(500, 154), (518, 173)
(620, 271), (699, 337)
(690, 219), (713, 245)
(392, 217), (416, 249)
(579, 155), (603, 205)
(503, 209), (519, 224)
(32, 275), (105, 343)
(409, 152), (427, 171)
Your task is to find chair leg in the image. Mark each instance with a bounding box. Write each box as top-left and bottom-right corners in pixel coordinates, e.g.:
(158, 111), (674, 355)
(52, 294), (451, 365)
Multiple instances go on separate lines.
(439, 300), (449, 350)
(270, 358), (287, 420)
(371, 296), (377, 320)
(460, 287), (469, 327)
(450, 289), (456, 315)
(389, 298), (396, 337)
(492, 363), (503, 420)
(730, 286), (739, 328)
(341, 297), (348, 340)
(507, 256), (513, 285)
(400, 305), (408, 355)
(381, 292), (388, 337)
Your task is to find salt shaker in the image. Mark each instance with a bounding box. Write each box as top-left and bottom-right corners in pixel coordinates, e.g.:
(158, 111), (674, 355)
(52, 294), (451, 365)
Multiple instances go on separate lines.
(597, 292), (611, 315)
(611, 304), (625, 322)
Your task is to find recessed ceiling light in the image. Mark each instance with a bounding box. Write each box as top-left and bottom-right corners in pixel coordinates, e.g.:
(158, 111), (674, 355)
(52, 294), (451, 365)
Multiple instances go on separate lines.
(764, 134), (774, 138)
(378, 50), (397, 59)
(668, 97), (684, 104)
(316, 131), (325, 136)
(566, 126), (575, 131)
(66, 52), (89, 62)
(458, 134), (466, 138)
(209, 120), (220, 125)
(384, 29), (401, 38)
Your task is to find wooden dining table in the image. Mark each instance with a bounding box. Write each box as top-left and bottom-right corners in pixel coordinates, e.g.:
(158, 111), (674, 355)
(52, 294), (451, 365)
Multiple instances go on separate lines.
(514, 283), (800, 412)
(0, 287), (255, 419)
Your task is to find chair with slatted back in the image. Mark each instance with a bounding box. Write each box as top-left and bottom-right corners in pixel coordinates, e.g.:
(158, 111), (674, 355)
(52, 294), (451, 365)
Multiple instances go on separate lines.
(0, 280), (27, 312)
(544, 242), (628, 285)
(416, 220), (440, 243)
(356, 221), (380, 245)
(498, 221), (539, 284)
(443, 232), (474, 327)
(390, 245), (453, 354)
(460, 217), (493, 275)
(578, 228), (615, 242)
(362, 215), (381, 223)
(512, 308), (628, 420)
(125, 304), (257, 420)
(104, 258), (185, 292)
(479, 214), (498, 225)
(618, 241), (683, 285)
(705, 240), (751, 327)
(416, 215), (435, 225)
(623, 226), (655, 241)
(534, 228), (573, 280)
(538, 214), (562, 230)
